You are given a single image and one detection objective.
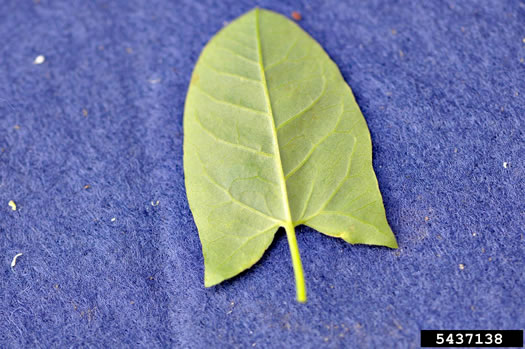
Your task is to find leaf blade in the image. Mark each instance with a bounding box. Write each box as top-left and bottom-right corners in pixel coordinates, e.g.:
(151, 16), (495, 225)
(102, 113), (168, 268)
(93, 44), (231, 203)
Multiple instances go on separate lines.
(183, 8), (397, 300)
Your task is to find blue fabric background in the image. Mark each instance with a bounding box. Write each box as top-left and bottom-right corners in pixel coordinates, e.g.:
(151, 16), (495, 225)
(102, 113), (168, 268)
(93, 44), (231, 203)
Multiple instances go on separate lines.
(1, 0), (524, 347)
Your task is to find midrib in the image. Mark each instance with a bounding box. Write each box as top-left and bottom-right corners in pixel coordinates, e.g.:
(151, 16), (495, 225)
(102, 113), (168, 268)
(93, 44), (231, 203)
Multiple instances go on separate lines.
(254, 8), (294, 227)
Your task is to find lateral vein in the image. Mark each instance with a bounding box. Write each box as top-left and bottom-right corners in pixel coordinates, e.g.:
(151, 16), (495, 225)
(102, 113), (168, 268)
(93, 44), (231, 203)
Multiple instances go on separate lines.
(194, 113), (273, 157)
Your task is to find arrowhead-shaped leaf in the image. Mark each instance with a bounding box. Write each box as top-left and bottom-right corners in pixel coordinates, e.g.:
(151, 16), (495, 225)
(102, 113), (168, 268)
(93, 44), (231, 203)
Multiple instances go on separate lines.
(184, 8), (397, 302)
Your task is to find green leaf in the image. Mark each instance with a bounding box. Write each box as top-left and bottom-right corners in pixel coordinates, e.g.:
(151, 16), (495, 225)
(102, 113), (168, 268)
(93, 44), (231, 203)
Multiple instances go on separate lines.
(183, 8), (397, 302)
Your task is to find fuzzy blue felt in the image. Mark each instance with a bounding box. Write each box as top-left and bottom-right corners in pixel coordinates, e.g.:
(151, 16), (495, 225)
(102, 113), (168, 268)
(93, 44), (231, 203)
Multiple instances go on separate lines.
(1, 0), (524, 347)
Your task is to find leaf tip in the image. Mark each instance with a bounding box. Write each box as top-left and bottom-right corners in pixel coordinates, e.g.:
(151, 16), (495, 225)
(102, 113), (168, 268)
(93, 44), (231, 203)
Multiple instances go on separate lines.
(383, 229), (399, 249)
(389, 239), (399, 249)
(204, 271), (222, 288)
(377, 231), (398, 249)
(204, 280), (217, 288)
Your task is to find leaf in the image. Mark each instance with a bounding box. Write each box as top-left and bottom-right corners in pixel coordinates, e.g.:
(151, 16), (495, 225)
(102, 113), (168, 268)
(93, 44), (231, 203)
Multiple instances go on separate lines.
(183, 8), (397, 302)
